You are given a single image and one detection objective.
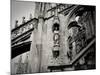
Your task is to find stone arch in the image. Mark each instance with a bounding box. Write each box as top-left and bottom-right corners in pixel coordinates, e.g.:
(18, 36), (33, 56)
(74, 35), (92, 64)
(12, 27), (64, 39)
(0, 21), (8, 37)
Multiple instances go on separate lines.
(67, 5), (95, 39)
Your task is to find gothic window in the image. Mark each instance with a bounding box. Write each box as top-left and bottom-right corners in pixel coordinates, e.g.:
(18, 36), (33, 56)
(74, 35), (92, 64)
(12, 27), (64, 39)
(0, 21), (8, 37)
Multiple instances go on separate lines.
(52, 23), (59, 32)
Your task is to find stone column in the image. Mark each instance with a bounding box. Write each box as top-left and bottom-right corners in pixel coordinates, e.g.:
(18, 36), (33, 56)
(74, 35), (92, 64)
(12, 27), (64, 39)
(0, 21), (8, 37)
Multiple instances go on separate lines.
(36, 16), (44, 72)
(29, 16), (45, 73)
(29, 27), (39, 73)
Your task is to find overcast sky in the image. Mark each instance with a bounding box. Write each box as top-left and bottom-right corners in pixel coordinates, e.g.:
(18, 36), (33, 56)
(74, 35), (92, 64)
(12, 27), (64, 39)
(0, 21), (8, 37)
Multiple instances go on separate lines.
(11, 0), (35, 29)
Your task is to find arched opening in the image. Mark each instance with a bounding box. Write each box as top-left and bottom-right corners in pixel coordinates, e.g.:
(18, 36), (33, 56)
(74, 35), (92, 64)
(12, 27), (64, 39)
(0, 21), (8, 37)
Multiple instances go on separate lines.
(52, 23), (60, 32)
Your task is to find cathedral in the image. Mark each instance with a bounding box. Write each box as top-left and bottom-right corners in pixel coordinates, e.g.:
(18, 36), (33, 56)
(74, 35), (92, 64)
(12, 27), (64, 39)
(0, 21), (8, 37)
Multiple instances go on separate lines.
(11, 1), (96, 74)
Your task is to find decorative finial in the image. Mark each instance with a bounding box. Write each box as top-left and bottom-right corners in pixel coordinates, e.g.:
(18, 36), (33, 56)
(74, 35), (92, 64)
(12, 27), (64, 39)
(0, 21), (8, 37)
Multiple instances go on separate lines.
(22, 16), (25, 24)
(54, 4), (58, 17)
(15, 20), (18, 28)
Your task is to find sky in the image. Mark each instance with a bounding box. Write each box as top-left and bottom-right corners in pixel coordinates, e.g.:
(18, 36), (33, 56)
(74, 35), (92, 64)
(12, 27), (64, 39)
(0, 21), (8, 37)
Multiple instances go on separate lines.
(11, 0), (35, 29)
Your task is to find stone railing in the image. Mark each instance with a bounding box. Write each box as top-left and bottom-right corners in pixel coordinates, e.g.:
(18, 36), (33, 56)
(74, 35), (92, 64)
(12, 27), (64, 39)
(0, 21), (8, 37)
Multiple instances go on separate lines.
(11, 18), (38, 43)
